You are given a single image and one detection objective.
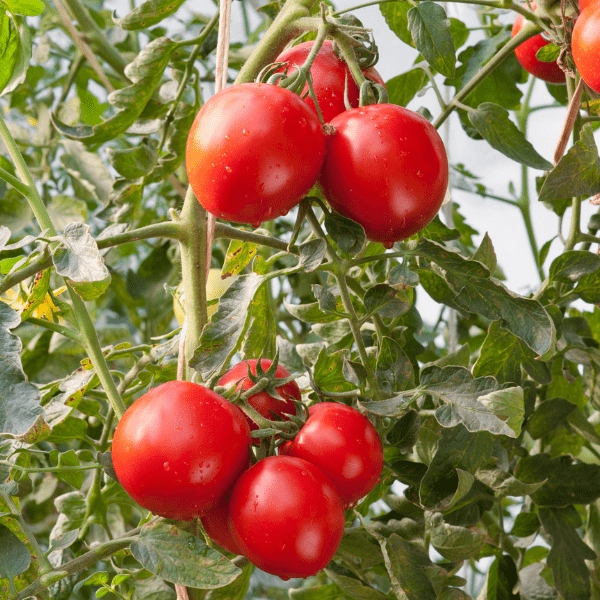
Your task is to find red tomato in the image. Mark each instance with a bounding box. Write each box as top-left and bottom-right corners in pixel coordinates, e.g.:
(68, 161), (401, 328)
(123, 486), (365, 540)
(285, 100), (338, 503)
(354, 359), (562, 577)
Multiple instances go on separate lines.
(285, 402), (383, 508)
(218, 359), (300, 444)
(579, 0), (598, 12)
(186, 83), (325, 228)
(228, 456), (345, 579)
(572, 2), (600, 94)
(511, 8), (565, 84)
(111, 381), (251, 521)
(274, 40), (385, 123)
(319, 104), (448, 247)
(200, 494), (243, 555)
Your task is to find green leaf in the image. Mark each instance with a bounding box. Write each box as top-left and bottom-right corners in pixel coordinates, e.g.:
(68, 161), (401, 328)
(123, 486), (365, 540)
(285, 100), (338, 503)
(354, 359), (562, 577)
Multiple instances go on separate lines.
(380, 1), (413, 47)
(205, 562), (253, 600)
(52, 223), (111, 301)
(407, 2), (455, 77)
(0, 524), (31, 594)
(476, 466), (545, 497)
(539, 507), (596, 600)
(0, 14), (31, 97)
(574, 270), (600, 303)
(364, 284), (410, 319)
(342, 359), (368, 389)
(107, 139), (159, 179)
(538, 125), (600, 204)
(376, 337), (415, 394)
(387, 410), (420, 452)
(298, 239), (326, 272)
(380, 534), (437, 600)
(4, 0), (44, 16)
(386, 69), (428, 107)
(472, 233), (497, 274)
(289, 584), (346, 599)
(324, 210), (366, 256)
(131, 576), (177, 600)
(510, 512), (541, 538)
(468, 103), (552, 170)
(325, 564), (389, 600)
(536, 43), (560, 62)
(130, 522), (240, 588)
(487, 555), (519, 600)
(113, 0), (186, 30)
(242, 284), (276, 360)
(474, 320), (552, 386)
(313, 348), (355, 394)
(515, 454), (600, 506)
(57, 449), (83, 489)
(312, 284), (338, 314)
(73, 571), (109, 593)
(0, 302), (46, 441)
(283, 300), (339, 324)
(222, 239), (257, 278)
(426, 512), (485, 561)
(190, 273), (265, 378)
(549, 250), (600, 283)
(52, 37), (177, 145)
(46, 195), (88, 232)
(519, 563), (559, 600)
(526, 398), (576, 439)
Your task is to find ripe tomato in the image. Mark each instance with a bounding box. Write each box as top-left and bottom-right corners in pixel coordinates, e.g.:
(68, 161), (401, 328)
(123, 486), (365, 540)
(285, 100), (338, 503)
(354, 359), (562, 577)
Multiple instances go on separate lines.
(228, 456), (345, 579)
(112, 381), (251, 521)
(218, 359), (300, 443)
(511, 8), (565, 84)
(572, 2), (600, 94)
(319, 104), (448, 247)
(284, 402), (383, 508)
(186, 83), (325, 228)
(274, 40), (385, 123)
(200, 494), (243, 555)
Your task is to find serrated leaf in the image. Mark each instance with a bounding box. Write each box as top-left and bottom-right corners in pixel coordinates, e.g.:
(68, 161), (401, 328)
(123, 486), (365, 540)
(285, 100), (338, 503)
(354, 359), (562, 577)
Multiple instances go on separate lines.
(0, 524), (31, 589)
(487, 554), (519, 600)
(364, 284), (410, 319)
(387, 410), (420, 451)
(386, 69), (428, 107)
(476, 467), (545, 497)
(468, 103), (552, 170)
(420, 365), (498, 403)
(539, 507), (596, 600)
(0, 302), (45, 440)
(527, 398), (575, 439)
(241, 284), (276, 360)
(549, 250), (600, 283)
(538, 125), (600, 204)
(298, 239), (326, 272)
(113, 0), (186, 30)
(342, 359), (367, 389)
(407, 2), (455, 77)
(478, 386), (524, 437)
(515, 454), (600, 506)
(130, 522), (240, 588)
(324, 210), (366, 256)
(205, 562), (253, 600)
(325, 564), (388, 600)
(519, 563), (559, 600)
(380, 1), (413, 47)
(107, 139), (158, 179)
(0, 14), (31, 97)
(222, 239), (257, 278)
(313, 348), (355, 394)
(51, 37), (177, 145)
(4, 0), (44, 16)
(426, 512), (485, 561)
(376, 336), (414, 394)
(312, 284), (338, 314)
(52, 223), (111, 301)
(283, 299), (339, 324)
(510, 512), (541, 538)
(190, 273), (264, 378)
(472, 233), (497, 273)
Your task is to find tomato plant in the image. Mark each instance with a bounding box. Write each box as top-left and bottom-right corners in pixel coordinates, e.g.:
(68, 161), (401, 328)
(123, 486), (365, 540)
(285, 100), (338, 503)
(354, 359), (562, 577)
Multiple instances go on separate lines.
(511, 9), (565, 84)
(284, 402), (383, 508)
(111, 381), (251, 520)
(217, 359), (300, 440)
(572, 2), (600, 93)
(200, 494), (243, 555)
(228, 456), (345, 579)
(319, 103), (449, 247)
(274, 40), (385, 123)
(186, 83), (326, 228)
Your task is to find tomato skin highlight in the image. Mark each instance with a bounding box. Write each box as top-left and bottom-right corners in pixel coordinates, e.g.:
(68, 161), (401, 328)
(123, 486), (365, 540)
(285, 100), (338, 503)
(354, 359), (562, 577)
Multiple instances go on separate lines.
(572, 2), (600, 94)
(511, 9), (566, 84)
(320, 104), (448, 246)
(111, 381), (251, 521)
(218, 359), (300, 443)
(185, 83), (326, 227)
(285, 402), (383, 508)
(274, 40), (385, 123)
(228, 456), (345, 580)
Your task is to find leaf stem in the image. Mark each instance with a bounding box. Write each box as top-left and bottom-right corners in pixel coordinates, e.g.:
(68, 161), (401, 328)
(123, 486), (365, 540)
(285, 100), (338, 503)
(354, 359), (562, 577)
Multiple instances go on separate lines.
(25, 317), (81, 342)
(0, 165), (29, 196)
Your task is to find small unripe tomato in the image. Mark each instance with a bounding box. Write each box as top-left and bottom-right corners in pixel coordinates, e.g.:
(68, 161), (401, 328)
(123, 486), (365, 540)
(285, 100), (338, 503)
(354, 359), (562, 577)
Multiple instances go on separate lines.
(112, 381), (251, 520)
(228, 456), (345, 579)
(511, 6), (565, 84)
(284, 402), (384, 508)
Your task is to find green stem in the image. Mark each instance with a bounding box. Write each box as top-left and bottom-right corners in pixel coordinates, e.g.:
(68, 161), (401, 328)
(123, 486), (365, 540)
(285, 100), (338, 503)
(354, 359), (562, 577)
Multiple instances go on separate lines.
(0, 165), (29, 195)
(330, 29), (368, 88)
(62, 0), (128, 78)
(0, 492), (54, 574)
(564, 76), (582, 253)
(234, 0), (318, 84)
(433, 22), (541, 129)
(178, 187), (208, 380)
(0, 460), (101, 473)
(25, 317), (81, 342)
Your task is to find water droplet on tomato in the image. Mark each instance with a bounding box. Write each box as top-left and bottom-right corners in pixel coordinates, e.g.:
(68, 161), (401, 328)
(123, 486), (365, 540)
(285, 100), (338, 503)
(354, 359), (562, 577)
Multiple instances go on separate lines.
(251, 221), (262, 229)
(163, 462), (170, 471)
(225, 166), (232, 173)
(383, 241), (394, 249)
(242, 129), (249, 136)
(225, 135), (230, 140)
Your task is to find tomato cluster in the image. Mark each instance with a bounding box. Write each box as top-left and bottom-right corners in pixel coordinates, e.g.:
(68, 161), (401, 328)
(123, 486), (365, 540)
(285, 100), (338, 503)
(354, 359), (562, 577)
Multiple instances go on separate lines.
(186, 40), (449, 247)
(112, 363), (383, 580)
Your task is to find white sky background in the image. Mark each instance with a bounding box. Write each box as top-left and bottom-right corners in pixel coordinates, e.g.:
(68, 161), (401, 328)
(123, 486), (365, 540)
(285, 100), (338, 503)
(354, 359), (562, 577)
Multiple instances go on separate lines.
(109, 0), (598, 305)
